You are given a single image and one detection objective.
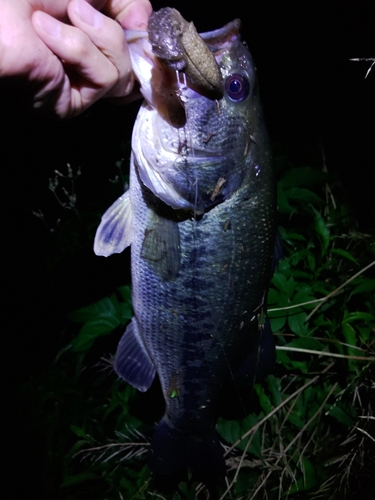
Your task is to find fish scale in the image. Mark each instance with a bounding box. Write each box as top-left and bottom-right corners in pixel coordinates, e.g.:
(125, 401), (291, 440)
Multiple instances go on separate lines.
(94, 9), (277, 478)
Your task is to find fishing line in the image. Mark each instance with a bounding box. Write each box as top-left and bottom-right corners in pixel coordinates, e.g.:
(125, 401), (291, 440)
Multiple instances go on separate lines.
(202, 222), (249, 419)
(175, 70), (200, 220)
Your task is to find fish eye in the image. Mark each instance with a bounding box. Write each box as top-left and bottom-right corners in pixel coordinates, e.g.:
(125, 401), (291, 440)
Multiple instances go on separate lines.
(225, 73), (250, 102)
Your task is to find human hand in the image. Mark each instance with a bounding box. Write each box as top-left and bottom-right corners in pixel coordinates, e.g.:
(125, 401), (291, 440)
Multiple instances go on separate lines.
(0, 0), (152, 118)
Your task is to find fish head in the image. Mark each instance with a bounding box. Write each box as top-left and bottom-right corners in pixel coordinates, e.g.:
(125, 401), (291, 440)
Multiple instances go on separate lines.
(127, 16), (269, 213)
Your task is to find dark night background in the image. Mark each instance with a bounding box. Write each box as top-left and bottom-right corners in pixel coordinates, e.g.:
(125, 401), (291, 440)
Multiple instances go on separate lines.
(2, 1), (374, 498)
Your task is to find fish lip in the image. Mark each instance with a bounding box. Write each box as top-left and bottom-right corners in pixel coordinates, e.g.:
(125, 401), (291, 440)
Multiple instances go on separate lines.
(199, 19), (242, 52)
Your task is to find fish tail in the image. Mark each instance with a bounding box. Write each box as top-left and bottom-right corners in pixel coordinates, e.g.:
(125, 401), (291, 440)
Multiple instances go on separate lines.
(148, 418), (226, 478)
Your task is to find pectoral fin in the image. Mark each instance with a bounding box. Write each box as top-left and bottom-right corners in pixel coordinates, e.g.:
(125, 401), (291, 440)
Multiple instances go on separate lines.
(94, 191), (133, 257)
(114, 317), (156, 392)
(141, 211), (181, 280)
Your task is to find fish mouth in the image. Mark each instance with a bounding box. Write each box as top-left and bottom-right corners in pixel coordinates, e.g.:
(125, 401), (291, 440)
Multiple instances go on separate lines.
(147, 9), (243, 99)
(127, 13), (243, 122)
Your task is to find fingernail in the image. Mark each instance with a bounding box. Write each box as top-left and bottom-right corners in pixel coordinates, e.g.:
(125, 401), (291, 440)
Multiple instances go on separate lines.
(36, 12), (61, 36)
(75, 0), (103, 28)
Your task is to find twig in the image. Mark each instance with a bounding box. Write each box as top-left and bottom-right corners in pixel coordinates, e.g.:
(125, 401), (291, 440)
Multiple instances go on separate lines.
(224, 362), (334, 457)
(220, 363), (335, 499)
(74, 441), (149, 457)
(286, 383), (337, 454)
(268, 297), (326, 312)
(305, 260), (375, 321)
(350, 57), (375, 78)
(280, 335), (369, 352)
(355, 427), (375, 443)
(247, 382), (338, 500)
(276, 345), (375, 362)
(230, 426), (256, 486)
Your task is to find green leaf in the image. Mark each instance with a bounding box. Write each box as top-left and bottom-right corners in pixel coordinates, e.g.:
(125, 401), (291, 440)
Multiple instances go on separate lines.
(69, 295), (120, 323)
(357, 325), (372, 343)
(286, 187), (323, 206)
(312, 207), (330, 255)
(267, 375), (282, 407)
(272, 273), (287, 293)
(216, 419), (241, 447)
(285, 277), (296, 298)
(65, 439), (92, 458)
(280, 167), (329, 188)
(254, 384), (273, 414)
(241, 414), (262, 457)
(61, 472), (99, 487)
(350, 278), (375, 296)
(290, 360), (310, 372)
(269, 314), (287, 332)
(119, 301), (133, 321)
(288, 336), (323, 351)
(330, 248), (359, 265)
(288, 411), (305, 429)
(277, 183), (294, 214)
(69, 424), (90, 439)
(292, 270), (314, 280)
(289, 249), (310, 267)
(69, 285), (132, 324)
(117, 285), (131, 303)
(344, 312), (375, 323)
(307, 252), (315, 271)
(271, 274), (296, 298)
(72, 314), (122, 351)
(217, 414), (261, 456)
(277, 257), (291, 273)
(328, 405), (356, 427)
(276, 349), (291, 366)
(288, 311), (307, 336)
(288, 457), (317, 493)
(267, 288), (280, 305)
(119, 477), (133, 490)
(279, 227), (306, 242)
(341, 322), (363, 369)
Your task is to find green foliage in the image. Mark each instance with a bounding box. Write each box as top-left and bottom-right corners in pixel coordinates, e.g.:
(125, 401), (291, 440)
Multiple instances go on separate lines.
(34, 150), (374, 499)
(68, 285), (132, 352)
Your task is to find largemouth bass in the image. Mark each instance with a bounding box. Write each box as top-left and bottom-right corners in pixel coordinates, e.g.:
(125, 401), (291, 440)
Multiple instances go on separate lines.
(95, 8), (277, 478)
